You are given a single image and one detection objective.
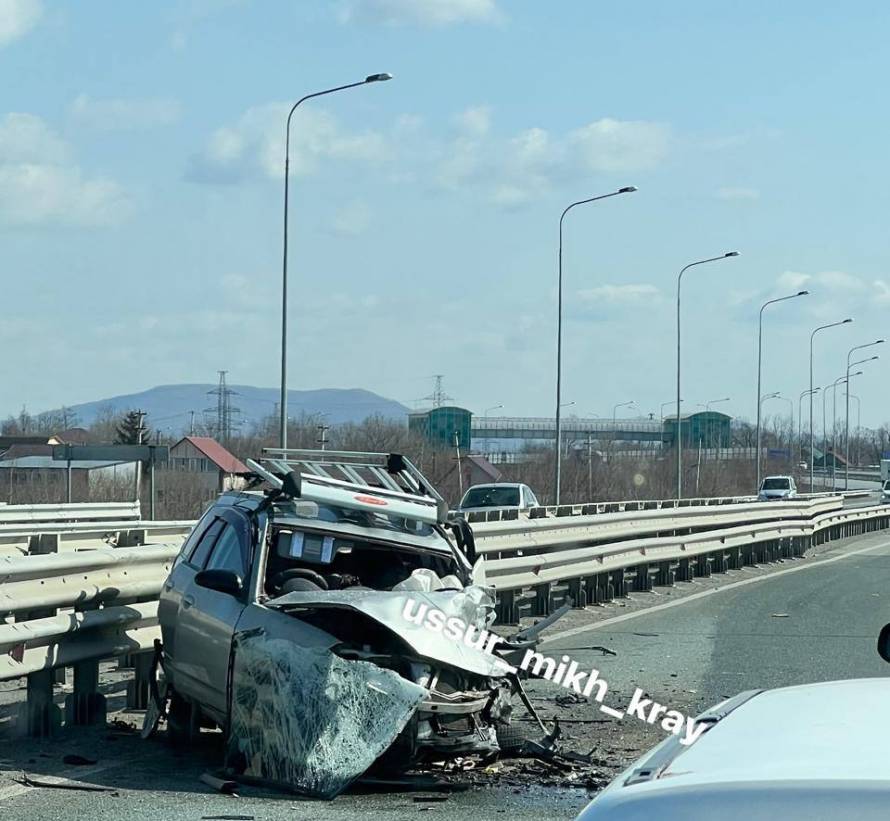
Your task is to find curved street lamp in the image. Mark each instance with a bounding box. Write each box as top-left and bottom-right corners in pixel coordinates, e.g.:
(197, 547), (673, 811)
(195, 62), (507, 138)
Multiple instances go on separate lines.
(809, 318), (852, 490)
(675, 252), (739, 498)
(554, 186), (637, 505)
(756, 291), (808, 489)
(845, 340), (883, 488)
(798, 387), (820, 468)
(279, 73), (392, 449)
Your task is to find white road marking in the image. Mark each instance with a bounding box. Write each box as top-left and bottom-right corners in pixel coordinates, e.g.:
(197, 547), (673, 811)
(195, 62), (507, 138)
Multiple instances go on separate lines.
(540, 537), (890, 648)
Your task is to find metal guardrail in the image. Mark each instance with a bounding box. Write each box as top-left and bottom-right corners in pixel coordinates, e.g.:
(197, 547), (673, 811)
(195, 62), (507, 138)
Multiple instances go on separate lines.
(0, 500), (142, 526)
(2, 496), (890, 736)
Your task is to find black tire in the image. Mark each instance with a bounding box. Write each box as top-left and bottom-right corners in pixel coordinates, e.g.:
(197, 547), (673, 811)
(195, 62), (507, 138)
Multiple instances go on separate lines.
(496, 723), (530, 754)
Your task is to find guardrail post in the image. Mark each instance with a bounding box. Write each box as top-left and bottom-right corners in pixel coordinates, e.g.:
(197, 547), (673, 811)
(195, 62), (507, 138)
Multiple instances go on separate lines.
(64, 601), (106, 726)
(66, 658), (106, 726)
(533, 583), (552, 616)
(18, 669), (61, 737)
(496, 589), (518, 624)
(676, 558), (692, 582)
(34, 533), (60, 555)
(566, 577), (586, 608)
(126, 652), (153, 710)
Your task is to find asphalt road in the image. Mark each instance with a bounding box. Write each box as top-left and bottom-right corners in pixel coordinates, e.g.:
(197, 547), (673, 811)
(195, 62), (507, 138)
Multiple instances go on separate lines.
(540, 527), (890, 720)
(2, 529), (890, 820)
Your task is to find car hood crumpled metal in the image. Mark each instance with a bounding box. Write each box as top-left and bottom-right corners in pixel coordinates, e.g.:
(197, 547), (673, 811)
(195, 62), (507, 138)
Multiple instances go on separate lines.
(266, 587), (508, 678)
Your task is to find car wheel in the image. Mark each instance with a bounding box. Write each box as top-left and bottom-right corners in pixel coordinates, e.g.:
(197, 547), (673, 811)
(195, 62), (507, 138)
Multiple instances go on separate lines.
(496, 723), (531, 754)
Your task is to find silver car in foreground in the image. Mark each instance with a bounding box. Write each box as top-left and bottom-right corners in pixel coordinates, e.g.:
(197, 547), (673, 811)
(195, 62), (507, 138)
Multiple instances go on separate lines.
(574, 623), (890, 820)
(150, 450), (552, 798)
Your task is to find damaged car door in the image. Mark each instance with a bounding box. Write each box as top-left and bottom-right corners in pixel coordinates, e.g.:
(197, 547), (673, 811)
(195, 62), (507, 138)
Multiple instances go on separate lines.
(168, 506), (253, 723)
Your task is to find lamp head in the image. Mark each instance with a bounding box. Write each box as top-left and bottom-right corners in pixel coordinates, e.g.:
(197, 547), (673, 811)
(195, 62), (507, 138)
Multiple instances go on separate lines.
(843, 318), (853, 324)
(618, 186), (638, 193)
(797, 290), (809, 296)
(365, 73), (393, 83)
(725, 251), (740, 257)
(877, 339), (886, 344)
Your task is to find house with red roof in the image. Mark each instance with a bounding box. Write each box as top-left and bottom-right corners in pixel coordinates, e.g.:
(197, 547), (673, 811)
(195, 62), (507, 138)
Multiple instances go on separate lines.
(168, 436), (250, 493)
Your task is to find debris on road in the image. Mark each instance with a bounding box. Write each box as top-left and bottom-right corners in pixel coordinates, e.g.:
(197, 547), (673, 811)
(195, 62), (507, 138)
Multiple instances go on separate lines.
(200, 771), (239, 795)
(16, 773), (111, 792)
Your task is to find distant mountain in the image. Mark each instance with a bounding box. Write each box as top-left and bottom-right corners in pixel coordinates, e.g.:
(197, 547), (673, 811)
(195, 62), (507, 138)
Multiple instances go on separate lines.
(39, 384), (410, 435)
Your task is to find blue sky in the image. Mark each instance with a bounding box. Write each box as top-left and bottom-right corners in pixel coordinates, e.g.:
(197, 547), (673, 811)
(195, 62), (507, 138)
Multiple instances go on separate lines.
(1, 0), (889, 428)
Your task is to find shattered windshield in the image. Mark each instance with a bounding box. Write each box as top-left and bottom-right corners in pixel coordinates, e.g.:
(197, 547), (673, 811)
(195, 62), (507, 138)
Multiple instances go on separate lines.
(461, 486), (520, 508)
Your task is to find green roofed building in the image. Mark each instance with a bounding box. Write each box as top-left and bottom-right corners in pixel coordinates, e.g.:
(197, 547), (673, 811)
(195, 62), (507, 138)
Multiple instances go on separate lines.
(408, 406), (472, 449)
(662, 411), (731, 448)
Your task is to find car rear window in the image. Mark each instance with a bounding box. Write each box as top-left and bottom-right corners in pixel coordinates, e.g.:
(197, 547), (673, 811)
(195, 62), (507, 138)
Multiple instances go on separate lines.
(762, 478), (791, 490)
(462, 486), (520, 507)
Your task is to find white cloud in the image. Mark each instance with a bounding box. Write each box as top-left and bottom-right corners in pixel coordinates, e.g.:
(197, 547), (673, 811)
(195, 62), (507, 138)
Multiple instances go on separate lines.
(0, 112), (67, 162)
(436, 113), (668, 207)
(569, 118), (670, 173)
(816, 270), (867, 292)
(0, 0), (41, 47)
(338, 0), (501, 27)
(716, 186), (760, 201)
(874, 280), (890, 306)
(0, 113), (127, 227)
(454, 105), (491, 137)
(188, 103), (390, 183)
(577, 284), (660, 303)
(69, 94), (182, 131)
(331, 199), (372, 236)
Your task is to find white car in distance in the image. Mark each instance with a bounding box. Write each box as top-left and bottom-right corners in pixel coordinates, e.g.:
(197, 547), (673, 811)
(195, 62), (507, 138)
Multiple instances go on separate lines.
(758, 475), (797, 501)
(456, 483), (539, 513)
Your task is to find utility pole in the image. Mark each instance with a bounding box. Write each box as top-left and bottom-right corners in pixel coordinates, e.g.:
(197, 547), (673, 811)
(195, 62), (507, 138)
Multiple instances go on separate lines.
(586, 432), (594, 501)
(316, 423), (330, 451)
(133, 410), (147, 511)
(189, 410), (196, 436)
(453, 431), (463, 497)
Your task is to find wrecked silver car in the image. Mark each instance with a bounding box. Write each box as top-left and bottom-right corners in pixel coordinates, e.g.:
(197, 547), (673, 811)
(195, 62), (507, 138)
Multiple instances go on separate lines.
(150, 449), (551, 798)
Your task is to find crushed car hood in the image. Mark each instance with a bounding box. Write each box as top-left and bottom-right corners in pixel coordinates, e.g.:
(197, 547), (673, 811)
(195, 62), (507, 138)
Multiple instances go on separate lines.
(266, 587), (509, 678)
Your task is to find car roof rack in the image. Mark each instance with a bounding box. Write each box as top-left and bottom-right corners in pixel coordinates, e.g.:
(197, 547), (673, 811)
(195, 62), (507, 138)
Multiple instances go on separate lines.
(246, 448), (448, 526)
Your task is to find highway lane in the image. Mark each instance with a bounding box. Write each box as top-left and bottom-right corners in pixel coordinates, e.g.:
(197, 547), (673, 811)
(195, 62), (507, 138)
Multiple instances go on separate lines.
(541, 529), (890, 724)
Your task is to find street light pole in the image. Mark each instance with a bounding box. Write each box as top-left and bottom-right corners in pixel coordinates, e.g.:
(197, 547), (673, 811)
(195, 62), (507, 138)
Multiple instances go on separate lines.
(809, 319), (852, 490)
(554, 186), (637, 505)
(278, 73), (392, 449)
(612, 400), (635, 457)
(847, 392), (861, 465)
(798, 387), (820, 469)
(756, 291), (808, 490)
(773, 394), (794, 468)
(704, 397), (730, 412)
(845, 340), (883, 489)
(661, 399), (681, 421)
(676, 252), (739, 499)
(828, 373), (861, 490)
(483, 404), (503, 456)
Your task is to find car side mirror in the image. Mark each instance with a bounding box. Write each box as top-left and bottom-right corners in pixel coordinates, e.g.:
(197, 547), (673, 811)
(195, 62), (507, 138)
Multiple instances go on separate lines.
(195, 569), (243, 597)
(878, 623), (890, 663)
